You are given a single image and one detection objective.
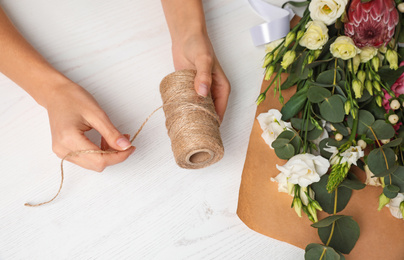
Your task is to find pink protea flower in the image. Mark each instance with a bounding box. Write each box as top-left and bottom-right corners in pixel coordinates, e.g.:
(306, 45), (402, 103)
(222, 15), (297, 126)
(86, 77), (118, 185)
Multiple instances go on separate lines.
(345, 0), (399, 48)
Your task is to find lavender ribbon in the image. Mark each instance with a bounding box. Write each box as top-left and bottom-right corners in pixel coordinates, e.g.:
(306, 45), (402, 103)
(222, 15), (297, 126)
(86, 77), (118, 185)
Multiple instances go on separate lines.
(248, 0), (295, 46)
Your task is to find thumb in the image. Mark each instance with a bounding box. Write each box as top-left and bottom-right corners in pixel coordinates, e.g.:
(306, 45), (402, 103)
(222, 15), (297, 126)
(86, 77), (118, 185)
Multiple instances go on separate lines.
(194, 56), (213, 97)
(89, 113), (132, 151)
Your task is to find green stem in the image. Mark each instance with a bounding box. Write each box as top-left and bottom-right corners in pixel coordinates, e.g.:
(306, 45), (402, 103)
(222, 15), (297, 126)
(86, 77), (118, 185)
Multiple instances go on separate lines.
(348, 110), (359, 143)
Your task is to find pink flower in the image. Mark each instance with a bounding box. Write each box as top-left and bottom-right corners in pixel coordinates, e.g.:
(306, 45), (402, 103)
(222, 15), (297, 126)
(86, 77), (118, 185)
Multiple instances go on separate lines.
(345, 0), (399, 48)
(382, 61), (404, 111)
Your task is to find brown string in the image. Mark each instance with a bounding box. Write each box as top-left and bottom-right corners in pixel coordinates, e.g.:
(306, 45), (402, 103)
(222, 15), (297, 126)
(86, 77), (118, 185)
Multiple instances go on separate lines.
(25, 69), (224, 207)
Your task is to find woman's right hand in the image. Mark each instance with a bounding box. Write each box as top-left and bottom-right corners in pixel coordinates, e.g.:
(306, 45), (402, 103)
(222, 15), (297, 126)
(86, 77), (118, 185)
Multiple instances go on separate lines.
(45, 82), (135, 172)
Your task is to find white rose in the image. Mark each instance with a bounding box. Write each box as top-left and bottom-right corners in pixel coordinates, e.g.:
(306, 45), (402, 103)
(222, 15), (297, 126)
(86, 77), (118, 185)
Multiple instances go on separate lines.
(276, 154), (330, 187)
(265, 38), (284, 55)
(257, 109), (292, 148)
(309, 0), (348, 25)
(364, 165), (382, 186)
(330, 36), (361, 60)
(359, 47), (378, 63)
(386, 193), (404, 219)
(299, 21), (329, 50)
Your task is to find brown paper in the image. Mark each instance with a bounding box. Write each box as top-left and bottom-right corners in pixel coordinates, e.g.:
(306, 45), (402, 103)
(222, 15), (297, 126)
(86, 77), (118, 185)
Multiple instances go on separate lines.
(236, 74), (404, 259)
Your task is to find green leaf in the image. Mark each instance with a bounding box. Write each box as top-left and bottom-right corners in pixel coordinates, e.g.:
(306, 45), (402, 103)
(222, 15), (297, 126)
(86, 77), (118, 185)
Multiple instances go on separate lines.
(274, 143), (295, 160)
(333, 123), (349, 136)
(307, 86), (332, 103)
(311, 175), (352, 214)
(320, 95), (345, 123)
(382, 138), (403, 148)
(304, 243), (340, 260)
(378, 65), (404, 87)
(281, 52), (309, 90)
(340, 175), (366, 190)
(291, 118), (315, 131)
(312, 215), (345, 228)
(307, 127), (324, 141)
(385, 166), (404, 191)
(317, 216), (360, 254)
(367, 148), (396, 177)
(282, 0), (310, 8)
(366, 120), (395, 140)
(347, 110), (375, 135)
(277, 130), (303, 152)
(383, 184), (400, 198)
(316, 70), (342, 85)
(281, 85), (309, 120)
(271, 138), (291, 149)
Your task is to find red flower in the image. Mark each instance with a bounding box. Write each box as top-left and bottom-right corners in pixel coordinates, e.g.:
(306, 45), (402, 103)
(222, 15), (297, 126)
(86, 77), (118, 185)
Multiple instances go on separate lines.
(345, 0), (399, 48)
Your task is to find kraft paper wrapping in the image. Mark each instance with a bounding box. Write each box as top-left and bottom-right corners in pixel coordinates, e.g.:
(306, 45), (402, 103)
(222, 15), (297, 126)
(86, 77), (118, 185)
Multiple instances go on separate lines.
(236, 74), (404, 259)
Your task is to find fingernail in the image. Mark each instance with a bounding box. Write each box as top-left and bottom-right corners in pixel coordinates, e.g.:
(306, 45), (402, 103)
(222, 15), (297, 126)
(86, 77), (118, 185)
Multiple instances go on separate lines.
(198, 83), (209, 97)
(116, 137), (132, 150)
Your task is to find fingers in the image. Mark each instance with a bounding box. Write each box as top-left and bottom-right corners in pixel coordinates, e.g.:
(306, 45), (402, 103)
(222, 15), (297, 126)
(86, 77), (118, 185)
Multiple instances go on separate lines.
(194, 55), (213, 97)
(53, 130), (135, 172)
(87, 111), (133, 151)
(211, 64), (231, 122)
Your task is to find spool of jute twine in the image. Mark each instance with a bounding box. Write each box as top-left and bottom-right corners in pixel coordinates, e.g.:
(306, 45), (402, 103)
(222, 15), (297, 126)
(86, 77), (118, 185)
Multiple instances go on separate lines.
(25, 69), (224, 207)
(160, 69), (224, 169)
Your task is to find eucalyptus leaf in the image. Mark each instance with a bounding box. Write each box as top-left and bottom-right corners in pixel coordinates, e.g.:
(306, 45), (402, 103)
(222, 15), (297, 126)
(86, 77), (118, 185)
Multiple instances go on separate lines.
(274, 143), (295, 160)
(317, 216), (360, 254)
(333, 122), (349, 136)
(378, 65), (404, 87)
(347, 110), (375, 135)
(340, 176), (366, 190)
(271, 138), (290, 149)
(282, 0), (310, 8)
(304, 243), (340, 260)
(316, 70), (341, 85)
(307, 127), (324, 141)
(311, 175), (352, 214)
(366, 120), (395, 140)
(307, 86), (332, 103)
(277, 130), (303, 152)
(312, 215), (345, 228)
(383, 184), (400, 198)
(382, 138), (403, 148)
(320, 95), (345, 123)
(367, 148), (396, 177)
(291, 118), (315, 131)
(384, 166), (404, 191)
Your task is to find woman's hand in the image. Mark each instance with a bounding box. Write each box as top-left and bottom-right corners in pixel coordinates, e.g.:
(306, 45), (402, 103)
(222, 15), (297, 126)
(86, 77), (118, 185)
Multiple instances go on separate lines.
(45, 82), (135, 172)
(171, 32), (230, 122)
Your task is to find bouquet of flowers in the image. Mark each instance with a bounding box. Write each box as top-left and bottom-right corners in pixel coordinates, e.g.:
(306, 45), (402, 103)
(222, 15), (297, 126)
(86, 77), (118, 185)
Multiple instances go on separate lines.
(257, 0), (404, 258)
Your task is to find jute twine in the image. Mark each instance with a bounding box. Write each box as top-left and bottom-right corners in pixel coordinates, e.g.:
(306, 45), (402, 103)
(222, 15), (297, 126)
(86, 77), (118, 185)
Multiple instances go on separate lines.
(25, 69), (224, 207)
(160, 70), (224, 169)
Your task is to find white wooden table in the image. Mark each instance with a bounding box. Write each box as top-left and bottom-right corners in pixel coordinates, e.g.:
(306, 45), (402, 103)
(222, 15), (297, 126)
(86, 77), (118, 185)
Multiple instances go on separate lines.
(0, 0), (305, 259)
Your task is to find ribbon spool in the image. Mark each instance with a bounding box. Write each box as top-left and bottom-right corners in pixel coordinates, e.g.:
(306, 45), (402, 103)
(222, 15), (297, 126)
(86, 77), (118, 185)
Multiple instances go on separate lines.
(160, 70), (224, 169)
(248, 0), (295, 46)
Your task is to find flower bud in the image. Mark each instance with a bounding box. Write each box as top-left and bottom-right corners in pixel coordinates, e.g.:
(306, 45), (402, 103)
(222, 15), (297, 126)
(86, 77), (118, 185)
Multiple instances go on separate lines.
(307, 54), (315, 64)
(314, 49), (322, 59)
(365, 80), (373, 95)
(390, 99), (400, 110)
(389, 114), (399, 124)
(358, 139), (367, 150)
(386, 49), (398, 70)
(367, 70), (373, 81)
(329, 124), (337, 131)
(400, 201), (404, 218)
(293, 197), (303, 217)
(264, 65), (275, 80)
(281, 50), (296, 69)
(378, 193), (390, 211)
(379, 45), (387, 53)
(287, 182), (295, 195)
(352, 79), (363, 98)
(335, 133), (343, 141)
(398, 3), (404, 13)
(311, 200), (323, 211)
(357, 70), (366, 83)
(256, 93), (266, 105)
(348, 55), (361, 73)
(344, 101), (351, 115)
(381, 139), (390, 144)
(296, 30), (305, 41)
(307, 204), (318, 222)
(373, 81), (381, 91)
(262, 53), (273, 68)
(371, 56), (380, 72)
(376, 96), (382, 107)
(285, 31), (296, 46)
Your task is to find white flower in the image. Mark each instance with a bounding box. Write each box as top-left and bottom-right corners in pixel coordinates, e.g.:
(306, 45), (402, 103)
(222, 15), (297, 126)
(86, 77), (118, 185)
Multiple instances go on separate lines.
(364, 165), (382, 186)
(324, 144), (364, 166)
(265, 38), (284, 55)
(359, 47), (378, 63)
(257, 109), (292, 148)
(299, 21), (329, 50)
(309, 0), (348, 25)
(270, 172), (289, 193)
(386, 193), (404, 219)
(276, 154), (330, 187)
(330, 36), (361, 60)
